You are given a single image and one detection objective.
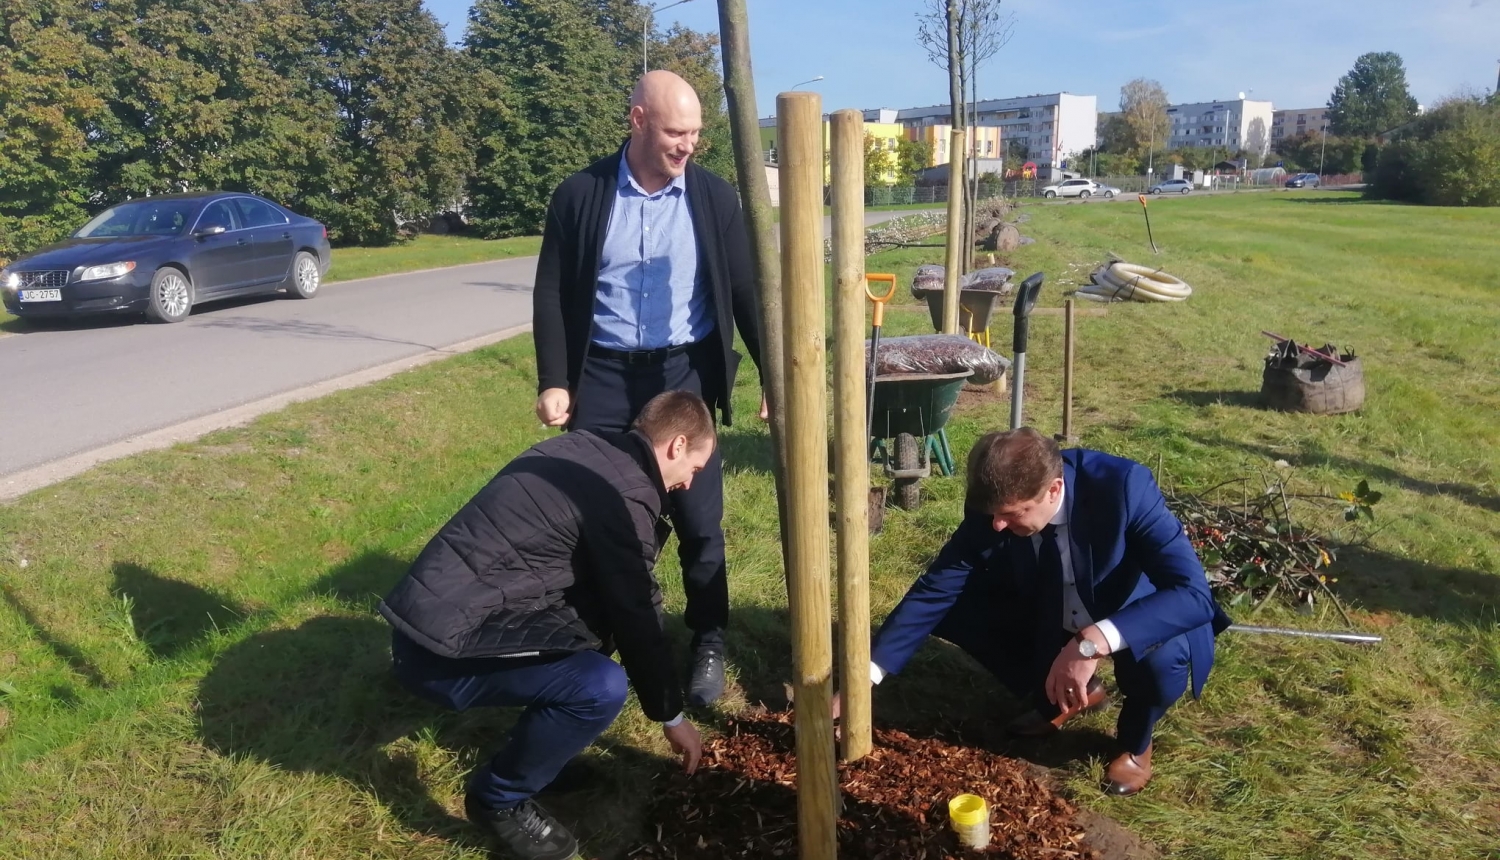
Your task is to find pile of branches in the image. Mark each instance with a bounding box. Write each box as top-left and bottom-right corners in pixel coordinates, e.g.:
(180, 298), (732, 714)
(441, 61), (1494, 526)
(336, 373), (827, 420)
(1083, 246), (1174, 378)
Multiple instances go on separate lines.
(1164, 477), (1382, 620)
(833, 212), (947, 258)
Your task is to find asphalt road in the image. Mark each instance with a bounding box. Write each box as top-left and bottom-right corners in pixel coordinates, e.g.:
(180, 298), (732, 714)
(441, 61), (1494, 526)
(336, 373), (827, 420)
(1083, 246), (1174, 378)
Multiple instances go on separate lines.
(0, 209), (932, 498)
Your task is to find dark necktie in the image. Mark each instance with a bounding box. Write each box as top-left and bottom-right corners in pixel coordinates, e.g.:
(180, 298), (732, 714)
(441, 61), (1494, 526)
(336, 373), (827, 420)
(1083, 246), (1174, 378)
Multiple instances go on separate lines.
(1037, 524), (1063, 581)
(1037, 524), (1065, 636)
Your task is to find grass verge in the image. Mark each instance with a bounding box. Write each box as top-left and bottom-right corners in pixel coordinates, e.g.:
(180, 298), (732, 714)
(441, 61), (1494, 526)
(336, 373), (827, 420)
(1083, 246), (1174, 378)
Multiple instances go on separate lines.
(1, 191), (1497, 859)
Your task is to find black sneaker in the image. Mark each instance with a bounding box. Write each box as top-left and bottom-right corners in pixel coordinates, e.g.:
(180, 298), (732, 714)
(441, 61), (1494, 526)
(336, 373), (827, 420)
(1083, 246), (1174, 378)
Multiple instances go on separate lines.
(464, 794), (579, 860)
(686, 646), (725, 707)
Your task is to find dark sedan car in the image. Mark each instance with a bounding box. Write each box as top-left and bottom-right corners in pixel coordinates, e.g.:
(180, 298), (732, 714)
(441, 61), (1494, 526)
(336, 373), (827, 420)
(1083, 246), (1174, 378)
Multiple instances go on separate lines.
(1, 192), (331, 323)
(1285, 173), (1321, 188)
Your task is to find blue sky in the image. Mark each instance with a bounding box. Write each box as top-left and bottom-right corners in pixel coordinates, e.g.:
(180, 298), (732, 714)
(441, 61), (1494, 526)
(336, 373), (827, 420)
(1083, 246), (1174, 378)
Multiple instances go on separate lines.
(423, 0), (1500, 116)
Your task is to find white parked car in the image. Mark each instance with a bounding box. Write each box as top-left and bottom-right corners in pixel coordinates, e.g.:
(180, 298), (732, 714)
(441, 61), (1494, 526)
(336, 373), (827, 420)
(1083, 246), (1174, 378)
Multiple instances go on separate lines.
(1041, 179), (1113, 199)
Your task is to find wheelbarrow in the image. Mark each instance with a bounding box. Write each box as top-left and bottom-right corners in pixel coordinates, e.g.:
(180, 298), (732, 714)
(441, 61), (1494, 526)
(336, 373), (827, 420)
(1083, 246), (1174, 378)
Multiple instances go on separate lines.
(868, 369), (973, 510)
(918, 289), (1005, 347)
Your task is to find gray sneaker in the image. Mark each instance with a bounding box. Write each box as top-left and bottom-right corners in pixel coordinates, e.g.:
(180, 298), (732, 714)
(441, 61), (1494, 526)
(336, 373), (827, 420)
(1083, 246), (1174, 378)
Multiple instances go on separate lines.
(465, 794), (579, 860)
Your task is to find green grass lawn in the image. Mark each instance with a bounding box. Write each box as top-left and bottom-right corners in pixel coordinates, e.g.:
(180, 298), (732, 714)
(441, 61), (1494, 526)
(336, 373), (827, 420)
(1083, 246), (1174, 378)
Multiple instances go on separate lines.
(1, 234), (540, 331)
(1, 191), (1497, 858)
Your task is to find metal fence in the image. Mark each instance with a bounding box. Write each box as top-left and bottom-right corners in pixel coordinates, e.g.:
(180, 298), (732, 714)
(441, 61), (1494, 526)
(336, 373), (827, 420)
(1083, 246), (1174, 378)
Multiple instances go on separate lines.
(829, 171), (1366, 206)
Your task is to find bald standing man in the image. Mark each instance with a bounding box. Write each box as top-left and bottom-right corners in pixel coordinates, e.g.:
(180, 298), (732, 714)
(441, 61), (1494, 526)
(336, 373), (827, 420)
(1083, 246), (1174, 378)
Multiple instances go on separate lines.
(532, 71), (765, 711)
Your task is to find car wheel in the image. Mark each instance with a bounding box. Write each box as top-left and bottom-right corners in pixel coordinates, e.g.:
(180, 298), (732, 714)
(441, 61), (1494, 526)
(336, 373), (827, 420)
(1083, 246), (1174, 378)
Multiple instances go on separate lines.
(1080, 190), (1091, 199)
(1043, 190), (1056, 198)
(145, 267), (193, 324)
(1104, 190), (1115, 198)
(1180, 186), (1190, 194)
(288, 251), (321, 299)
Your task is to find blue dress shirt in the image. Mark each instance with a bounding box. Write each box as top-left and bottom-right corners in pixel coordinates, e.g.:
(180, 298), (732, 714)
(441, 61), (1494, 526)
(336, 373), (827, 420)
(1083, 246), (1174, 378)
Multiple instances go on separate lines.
(590, 147), (713, 350)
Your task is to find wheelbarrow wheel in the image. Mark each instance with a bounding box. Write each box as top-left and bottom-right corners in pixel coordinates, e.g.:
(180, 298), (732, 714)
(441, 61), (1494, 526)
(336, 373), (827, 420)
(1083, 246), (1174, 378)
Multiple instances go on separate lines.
(893, 432), (921, 510)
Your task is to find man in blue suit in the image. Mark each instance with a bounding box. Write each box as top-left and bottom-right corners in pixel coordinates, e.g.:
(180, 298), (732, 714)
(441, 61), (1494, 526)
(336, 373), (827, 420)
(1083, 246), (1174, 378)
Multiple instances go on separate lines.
(864, 427), (1230, 795)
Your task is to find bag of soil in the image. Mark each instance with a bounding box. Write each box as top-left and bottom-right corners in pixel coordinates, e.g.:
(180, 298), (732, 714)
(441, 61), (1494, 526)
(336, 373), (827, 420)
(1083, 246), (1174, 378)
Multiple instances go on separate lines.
(866, 334), (1010, 384)
(960, 266), (1015, 292)
(910, 264), (946, 297)
(911, 264), (1015, 297)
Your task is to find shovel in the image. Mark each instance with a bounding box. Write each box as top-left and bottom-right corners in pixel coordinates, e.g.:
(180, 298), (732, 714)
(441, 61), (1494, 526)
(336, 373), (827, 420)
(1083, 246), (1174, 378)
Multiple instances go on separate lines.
(1137, 194), (1159, 254)
(864, 273), (897, 442)
(1008, 272), (1045, 430)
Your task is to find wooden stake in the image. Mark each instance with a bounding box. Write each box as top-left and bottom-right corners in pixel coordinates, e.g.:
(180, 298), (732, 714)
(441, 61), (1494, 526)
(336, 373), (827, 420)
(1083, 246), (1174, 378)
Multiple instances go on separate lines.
(1060, 298), (1078, 444)
(778, 91), (839, 860)
(830, 109), (871, 763)
(716, 0), (791, 584)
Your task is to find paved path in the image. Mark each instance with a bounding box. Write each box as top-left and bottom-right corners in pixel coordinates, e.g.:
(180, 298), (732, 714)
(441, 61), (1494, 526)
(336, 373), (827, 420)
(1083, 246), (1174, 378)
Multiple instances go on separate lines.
(0, 258), (537, 497)
(0, 210), (929, 499)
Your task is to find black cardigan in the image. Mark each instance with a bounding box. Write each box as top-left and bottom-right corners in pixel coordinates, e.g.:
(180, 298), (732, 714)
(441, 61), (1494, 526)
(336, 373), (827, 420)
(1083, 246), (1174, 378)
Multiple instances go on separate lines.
(531, 146), (764, 425)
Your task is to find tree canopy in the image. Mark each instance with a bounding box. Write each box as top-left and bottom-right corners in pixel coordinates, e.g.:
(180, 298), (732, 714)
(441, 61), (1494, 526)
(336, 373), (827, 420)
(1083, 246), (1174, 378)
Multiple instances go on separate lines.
(0, 0), (729, 257)
(1327, 51), (1419, 138)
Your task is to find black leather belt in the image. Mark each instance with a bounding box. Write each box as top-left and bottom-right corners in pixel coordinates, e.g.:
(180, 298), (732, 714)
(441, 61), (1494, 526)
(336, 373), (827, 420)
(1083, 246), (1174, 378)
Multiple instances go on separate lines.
(590, 343), (694, 364)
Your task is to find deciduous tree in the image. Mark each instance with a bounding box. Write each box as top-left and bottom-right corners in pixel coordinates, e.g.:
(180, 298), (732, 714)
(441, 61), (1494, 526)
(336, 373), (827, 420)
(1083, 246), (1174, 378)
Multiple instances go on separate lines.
(1327, 51), (1419, 138)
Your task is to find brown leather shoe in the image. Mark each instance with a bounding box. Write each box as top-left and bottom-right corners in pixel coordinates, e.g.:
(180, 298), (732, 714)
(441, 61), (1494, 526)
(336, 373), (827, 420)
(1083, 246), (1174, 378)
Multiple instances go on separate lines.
(1104, 743), (1153, 796)
(1006, 678), (1110, 737)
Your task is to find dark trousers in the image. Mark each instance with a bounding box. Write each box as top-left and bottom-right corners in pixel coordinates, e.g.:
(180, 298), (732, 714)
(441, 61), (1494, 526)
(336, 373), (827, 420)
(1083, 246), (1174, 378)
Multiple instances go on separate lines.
(933, 608), (1189, 756)
(391, 632), (628, 809)
(569, 342), (727, 649)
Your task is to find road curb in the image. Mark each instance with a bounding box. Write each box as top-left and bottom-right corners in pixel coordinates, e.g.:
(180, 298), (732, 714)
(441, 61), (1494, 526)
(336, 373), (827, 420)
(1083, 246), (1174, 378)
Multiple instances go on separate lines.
(0, 323), (532, 503)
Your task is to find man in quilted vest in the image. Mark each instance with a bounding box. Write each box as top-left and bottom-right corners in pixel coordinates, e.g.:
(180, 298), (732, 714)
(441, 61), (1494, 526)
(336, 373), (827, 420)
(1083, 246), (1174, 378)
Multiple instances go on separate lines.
(380, 390), (716, 860)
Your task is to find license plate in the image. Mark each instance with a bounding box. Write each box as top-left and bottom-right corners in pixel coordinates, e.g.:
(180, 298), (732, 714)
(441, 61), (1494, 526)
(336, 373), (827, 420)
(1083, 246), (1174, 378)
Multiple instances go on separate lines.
(19, 289), (62, 302)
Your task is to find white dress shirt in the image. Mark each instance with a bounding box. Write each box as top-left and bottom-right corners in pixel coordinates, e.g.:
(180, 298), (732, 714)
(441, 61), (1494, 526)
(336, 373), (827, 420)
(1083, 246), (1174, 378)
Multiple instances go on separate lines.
(871, 483), (1126, 685)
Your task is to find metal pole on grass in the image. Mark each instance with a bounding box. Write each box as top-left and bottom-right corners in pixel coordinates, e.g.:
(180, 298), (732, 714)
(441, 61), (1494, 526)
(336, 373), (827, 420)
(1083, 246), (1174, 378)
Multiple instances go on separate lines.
(830, 108), (871, 763)
(778, 91), (839, 860)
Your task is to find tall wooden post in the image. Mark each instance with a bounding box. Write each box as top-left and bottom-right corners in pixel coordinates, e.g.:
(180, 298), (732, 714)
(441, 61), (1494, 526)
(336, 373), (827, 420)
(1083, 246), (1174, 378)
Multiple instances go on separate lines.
(1061, 298), (1076, 442)
(940, 0), (965, 335)
(778, 91), (839, 860)
(829, 109), (871, 763)
(716, 0), (790, 576)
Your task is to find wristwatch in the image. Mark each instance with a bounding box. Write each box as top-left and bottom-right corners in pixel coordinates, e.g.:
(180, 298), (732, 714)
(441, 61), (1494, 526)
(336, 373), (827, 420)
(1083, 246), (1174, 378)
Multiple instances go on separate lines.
(1074, 631), (1100, 659)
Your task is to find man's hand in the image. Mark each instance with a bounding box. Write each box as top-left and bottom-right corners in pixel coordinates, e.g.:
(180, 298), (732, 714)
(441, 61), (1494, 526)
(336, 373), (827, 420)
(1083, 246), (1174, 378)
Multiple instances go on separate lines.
(663, 720), (702, 774)
(759, 392), (769, 421)
(1044, 638), (1101, 714)
(535, 388), (572, 427)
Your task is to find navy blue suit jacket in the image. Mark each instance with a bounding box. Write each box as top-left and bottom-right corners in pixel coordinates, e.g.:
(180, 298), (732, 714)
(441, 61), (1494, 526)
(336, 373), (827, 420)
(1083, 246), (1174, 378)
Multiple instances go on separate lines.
(871, 449), (1231, 697)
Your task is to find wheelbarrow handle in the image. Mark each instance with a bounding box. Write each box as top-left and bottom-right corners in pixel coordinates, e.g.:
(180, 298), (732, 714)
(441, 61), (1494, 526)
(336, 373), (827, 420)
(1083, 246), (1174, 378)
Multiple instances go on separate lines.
(865, 273), (897, 327)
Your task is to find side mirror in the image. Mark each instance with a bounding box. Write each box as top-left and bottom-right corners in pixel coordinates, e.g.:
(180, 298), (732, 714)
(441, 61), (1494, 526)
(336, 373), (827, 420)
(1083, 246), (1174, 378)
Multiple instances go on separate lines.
(194, 225), (227, 239)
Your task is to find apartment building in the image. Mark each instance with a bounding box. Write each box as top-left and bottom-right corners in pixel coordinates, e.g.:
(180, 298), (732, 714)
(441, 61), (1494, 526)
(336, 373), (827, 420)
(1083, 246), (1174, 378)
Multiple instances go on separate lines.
(891, 92), (1097, 173)
(1271, 107), (1330, 142)
(758, 111), (909, 183)
(1164, 98), (1275, 156)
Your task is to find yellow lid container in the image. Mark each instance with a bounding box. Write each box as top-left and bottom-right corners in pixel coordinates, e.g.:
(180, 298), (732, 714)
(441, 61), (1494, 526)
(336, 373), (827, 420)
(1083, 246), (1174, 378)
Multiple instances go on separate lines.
(948, 794), (988, 827)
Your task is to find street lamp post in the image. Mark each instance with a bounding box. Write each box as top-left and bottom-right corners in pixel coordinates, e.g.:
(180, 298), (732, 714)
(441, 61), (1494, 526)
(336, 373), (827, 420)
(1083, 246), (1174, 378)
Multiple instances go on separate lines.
(644, 0), (695, 75)
(1318, 123), (1328, 178)
(791, 76), (825, 90)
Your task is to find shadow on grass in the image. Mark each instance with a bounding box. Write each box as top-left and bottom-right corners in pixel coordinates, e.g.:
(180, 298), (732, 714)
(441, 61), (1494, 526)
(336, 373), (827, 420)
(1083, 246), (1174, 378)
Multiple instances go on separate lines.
(1198, 435), (1500, 515)
(716, 427), (775, 477)
(111, 563), (245, 659)
(1329, 545), (1500, 626)
(187, 551), (690, 855)
(1165, 388), (1266, 410)
(0, 584), (110, 689)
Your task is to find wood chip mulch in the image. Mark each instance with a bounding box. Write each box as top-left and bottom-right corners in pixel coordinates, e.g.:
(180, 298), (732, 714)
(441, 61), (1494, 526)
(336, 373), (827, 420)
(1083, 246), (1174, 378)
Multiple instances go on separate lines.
(630, 713), (1101, 860)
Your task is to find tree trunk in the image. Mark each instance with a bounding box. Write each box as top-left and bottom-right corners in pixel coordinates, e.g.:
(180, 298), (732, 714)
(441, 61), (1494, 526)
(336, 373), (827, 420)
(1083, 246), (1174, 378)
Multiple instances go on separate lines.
(717, 0), (790, 573)
(941, 0), (965, 334)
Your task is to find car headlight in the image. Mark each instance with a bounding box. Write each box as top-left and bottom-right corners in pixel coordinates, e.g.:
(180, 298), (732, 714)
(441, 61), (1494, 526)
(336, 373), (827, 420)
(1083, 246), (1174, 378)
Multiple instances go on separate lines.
(79, 261), (137, 281)
(1, 269), (18, 291)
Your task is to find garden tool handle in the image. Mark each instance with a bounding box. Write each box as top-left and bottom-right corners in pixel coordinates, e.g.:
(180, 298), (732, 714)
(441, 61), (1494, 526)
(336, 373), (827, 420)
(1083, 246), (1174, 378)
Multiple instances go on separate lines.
(865, 273), (896, 328)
